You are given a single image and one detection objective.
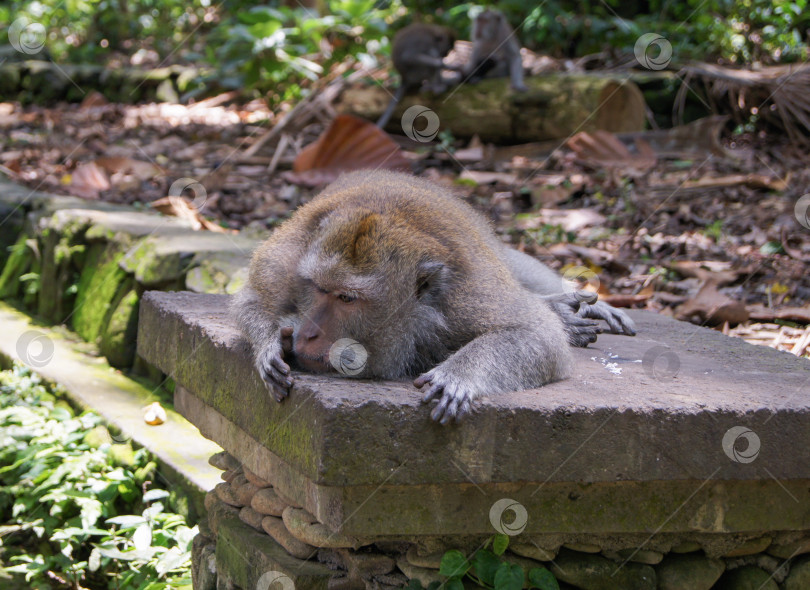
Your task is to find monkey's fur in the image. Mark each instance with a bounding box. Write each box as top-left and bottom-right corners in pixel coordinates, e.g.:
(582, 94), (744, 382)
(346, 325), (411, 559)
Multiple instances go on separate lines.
(232, 171), (635, 424)
(464, 9), (527, 92)
(377, 24), (459, 128)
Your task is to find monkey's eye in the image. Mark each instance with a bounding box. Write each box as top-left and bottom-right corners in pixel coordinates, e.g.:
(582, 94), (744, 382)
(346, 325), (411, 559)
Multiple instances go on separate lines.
(337, 293), (356, 304)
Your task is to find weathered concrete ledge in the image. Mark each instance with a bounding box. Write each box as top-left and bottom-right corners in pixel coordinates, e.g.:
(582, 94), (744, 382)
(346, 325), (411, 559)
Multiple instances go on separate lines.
(137, 290), (810, 539)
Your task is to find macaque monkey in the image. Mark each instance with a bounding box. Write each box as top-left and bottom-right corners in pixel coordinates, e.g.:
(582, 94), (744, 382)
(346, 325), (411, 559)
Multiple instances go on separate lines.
(464, 9), (527, 92)
(232, 171), (635, 424)
(377, 23), (461, 128)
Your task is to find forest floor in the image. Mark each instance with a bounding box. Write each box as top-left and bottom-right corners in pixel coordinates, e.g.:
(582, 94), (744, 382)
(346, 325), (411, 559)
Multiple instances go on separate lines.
(1, 93), (809, 358)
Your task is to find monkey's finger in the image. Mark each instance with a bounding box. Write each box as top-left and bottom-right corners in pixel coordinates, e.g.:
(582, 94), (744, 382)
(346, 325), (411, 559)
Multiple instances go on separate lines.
(575, 290), (599, 305)
(432, 384), (457, 423)
(414, 372), (434, 388)
(421, 383), (442, 403)
(441, 389), (465, 425)
(615, 311), (637, 336)
(264, 363), (293, 388)
(270, 356), (291, 376)
(265, 379), (289, 403)
(456, 397), (473, 421)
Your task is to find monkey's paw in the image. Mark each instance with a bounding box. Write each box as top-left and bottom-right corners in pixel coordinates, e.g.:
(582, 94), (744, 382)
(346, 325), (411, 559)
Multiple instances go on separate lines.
(577, 301), (636, 337)
(415, 369), (476, 425)
(256, 342), (293, 403)
(551, 298), (601, 347)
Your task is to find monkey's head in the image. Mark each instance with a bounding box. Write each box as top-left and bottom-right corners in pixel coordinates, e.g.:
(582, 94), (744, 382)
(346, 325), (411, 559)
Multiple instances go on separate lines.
(473, 9), (504, 41)
(292, 209), (450, 379)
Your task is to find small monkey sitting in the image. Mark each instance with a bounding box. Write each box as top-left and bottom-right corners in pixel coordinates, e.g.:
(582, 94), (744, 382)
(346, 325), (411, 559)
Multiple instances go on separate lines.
(463, 8), (527, 92)
(377, 23), (461, 128)
(232, 171), (634, 424)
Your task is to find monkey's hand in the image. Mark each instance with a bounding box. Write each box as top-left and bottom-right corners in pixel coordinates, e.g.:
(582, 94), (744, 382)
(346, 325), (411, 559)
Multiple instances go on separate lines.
(576, 301), (636, 337)
(415, 368), (476, 425)
(549, 292), (602, 347)
(256, 328), (294, 402)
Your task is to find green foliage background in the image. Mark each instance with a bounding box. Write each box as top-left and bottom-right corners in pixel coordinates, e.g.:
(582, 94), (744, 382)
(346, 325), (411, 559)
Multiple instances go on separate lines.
(1, 0), (807, 101)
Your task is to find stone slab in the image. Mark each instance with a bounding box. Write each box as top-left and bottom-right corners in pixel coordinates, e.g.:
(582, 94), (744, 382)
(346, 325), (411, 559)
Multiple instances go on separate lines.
(137, 291), (810, 488)
(137, 291), (810, 536)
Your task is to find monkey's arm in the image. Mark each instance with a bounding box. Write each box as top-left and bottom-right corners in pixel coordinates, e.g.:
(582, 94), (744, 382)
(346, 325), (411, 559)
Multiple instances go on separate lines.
(417, 311), (572, 424)
(506, 42), (527, 91)
(500, 248), (636, 342)
(231, 286), (294, 402)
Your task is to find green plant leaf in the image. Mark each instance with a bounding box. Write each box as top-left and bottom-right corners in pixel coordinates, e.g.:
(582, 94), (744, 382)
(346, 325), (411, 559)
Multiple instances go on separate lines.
(528, 567), (559, 590)
(473, 549), (502, 586)
(439, 550), (470, 579)
(494, 563), (524, 590)
(492, 533), (510, 555)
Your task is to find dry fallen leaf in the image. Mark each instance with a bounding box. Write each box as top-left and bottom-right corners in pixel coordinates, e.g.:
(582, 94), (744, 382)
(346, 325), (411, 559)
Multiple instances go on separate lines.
(94, 156), (163, 182)
(66, 161), (110, 199)
(151, 195), (232, 233)
(285, 114), (410, 186)
(567, 130), (656, 173)
(675, 280), (750, 326)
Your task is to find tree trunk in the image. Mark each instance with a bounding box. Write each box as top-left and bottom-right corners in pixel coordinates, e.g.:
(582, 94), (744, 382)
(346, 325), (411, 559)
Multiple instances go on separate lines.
(337, 74), (647, 143)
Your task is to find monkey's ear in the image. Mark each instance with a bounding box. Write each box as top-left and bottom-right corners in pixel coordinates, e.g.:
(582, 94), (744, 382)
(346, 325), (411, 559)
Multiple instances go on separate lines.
(416, 261), (448, 301)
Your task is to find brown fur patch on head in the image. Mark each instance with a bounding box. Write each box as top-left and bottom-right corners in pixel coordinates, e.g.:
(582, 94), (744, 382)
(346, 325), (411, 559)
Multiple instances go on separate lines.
(322, 211), (382, 271)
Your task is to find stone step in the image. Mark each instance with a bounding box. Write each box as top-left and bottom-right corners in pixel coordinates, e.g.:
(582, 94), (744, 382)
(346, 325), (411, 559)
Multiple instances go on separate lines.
(137, 290), (810, 538)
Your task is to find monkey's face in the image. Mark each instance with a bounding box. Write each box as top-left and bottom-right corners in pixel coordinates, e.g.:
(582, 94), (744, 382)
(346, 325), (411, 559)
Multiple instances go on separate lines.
(290, 212), (438, 379)
(292, 281), (365, 374)
(474, 10), (502, 41)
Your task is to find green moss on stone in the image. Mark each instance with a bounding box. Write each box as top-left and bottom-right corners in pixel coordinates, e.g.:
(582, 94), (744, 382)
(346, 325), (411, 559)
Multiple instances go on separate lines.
(100, 285), (140, 369)
(0, 235), (34, 299)
(72, 244), (129, 344)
